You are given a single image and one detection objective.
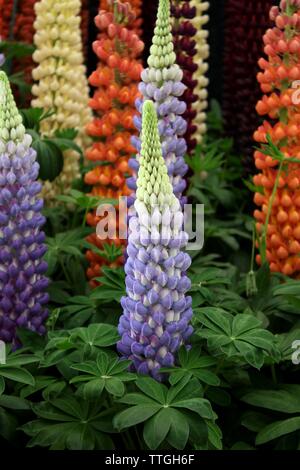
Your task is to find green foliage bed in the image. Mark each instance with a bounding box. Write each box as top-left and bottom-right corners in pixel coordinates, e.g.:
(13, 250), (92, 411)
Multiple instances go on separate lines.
(0, 102), (299, 451)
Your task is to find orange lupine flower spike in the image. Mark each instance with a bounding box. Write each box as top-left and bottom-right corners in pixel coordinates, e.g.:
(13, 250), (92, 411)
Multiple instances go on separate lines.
(254, 1), (300, 277)
(100, 0), (143, 35)
(85, 0), (144, 286)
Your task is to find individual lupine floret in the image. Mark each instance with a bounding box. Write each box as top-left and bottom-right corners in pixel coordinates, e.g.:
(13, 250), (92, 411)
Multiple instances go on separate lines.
(117, 100), (193, 380)
(31, 0), (91, 205)
(128, 0), (188, 206)
(0, 71), (49, 346)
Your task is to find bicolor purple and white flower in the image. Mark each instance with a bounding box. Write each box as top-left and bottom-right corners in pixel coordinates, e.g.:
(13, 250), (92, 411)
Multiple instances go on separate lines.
(127, 0), (189, 207)
(118, 100), (193, 381)
(0, 71), (49, 346)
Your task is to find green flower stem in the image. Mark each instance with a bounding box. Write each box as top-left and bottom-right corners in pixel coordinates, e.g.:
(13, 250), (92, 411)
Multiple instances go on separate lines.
(260, 160), (284, 264)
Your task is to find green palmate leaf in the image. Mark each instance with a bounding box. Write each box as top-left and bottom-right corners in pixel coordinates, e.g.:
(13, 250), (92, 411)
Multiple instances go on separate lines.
(143, 408), (171, 449)
(172, 398), (215, 420)
(0, 377), (4, 396)
(33, 138), (64, 181)
(0, 41), (35, 59)
(272, 280), (300, 296)
(0, 395), (30, 410)
(4, 351), (39, 367)
(207, 421), (223, 450)
(241, 387), (300, 414)
(277, 329), (300, 361)
(0, 408), (18, 441)
(22, 398), (115, 450)
(81, 379), (106, 399)
(241, 411), (272, 433)
(54, 128), (78, 140)
(0, 367), (35, 386)
(70, 324), (119, 348)
(105, 377), (125, 397)
(19, 376), (62, 399)
(83, 242), (123, 264)
(165, 348), (219, 386)
(115, 375), (216, 448)
(114, 405), (160, 430)
(196, 307), (232, 335)
(136, 377), (168, 405)
(90, 286), (125, 303)
(118, 393), (159, 406)
(19, 108), (45, 129)
(189, 268), (231, 290)
(50, 137), (82, 157)
(70, 352), (133, 398)
(166, 409), (190, 450)
(195, 308), (276, 367)
(256, 417), (300, 445)
(96, 267), (125, 290)
(186, 413), (208, 447)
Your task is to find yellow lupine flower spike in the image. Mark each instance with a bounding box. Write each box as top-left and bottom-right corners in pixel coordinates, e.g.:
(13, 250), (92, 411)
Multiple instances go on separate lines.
(31, 0), (91, 205)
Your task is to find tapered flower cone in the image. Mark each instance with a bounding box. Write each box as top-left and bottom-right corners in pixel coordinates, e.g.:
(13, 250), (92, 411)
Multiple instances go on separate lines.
(118, 100), (193, 380)
(128, 0), (188, 206)
(0, 72), (49, 346)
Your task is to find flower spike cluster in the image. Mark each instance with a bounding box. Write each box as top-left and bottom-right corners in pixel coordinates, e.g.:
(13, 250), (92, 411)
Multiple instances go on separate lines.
(0, 72), (49, 346)
(31, 0), (91, 205)
(118, 100), (193, 381)
(254, 0), (300, 276)
(85, 1), (144, 286)
(100, 0), (143, 35)
(128, 0), (188, 206)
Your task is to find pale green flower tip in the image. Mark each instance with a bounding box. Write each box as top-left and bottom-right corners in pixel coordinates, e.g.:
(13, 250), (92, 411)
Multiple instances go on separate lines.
(148, 0), (175, 70)
(136, 99), (178, 207)
(0, 70), (9, 87)
(0, 71), (24, 142)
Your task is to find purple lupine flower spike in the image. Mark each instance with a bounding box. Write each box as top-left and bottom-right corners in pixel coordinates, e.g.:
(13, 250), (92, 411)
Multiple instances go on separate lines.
(0, 71), (49, 347)
(118, 100), (193, 381)
(127, 0), (188, 207)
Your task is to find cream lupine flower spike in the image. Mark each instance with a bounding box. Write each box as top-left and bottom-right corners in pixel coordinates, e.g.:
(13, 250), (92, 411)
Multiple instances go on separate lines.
(31, 0), (91, 205)
(190, 0), (209, 145)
